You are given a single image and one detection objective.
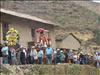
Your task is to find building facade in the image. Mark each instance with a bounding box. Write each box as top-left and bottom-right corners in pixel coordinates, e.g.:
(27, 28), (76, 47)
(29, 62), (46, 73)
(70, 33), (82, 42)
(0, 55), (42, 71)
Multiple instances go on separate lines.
(0, 8), (57, 48)
(56, 33), (81, 50)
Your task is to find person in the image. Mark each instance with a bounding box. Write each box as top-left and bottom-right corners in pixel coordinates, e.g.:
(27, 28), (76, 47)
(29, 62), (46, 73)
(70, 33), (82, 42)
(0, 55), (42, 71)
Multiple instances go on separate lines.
(60, 50), (65, 63)
(79, 52), (85, 65)
(8, 47), (12, 65)
(73, 53), (78, 64)
(8, 46), (16, 65)
(95, 52), (100, 68)
(30, 46), (34, 64)
(20, 48), (26, 65)
(55, 49), (62, 64)
(68, 49), (74, 63)
(23, 48), (28, 64)
(16, 45), (23, 65)
(53, 49), (57, 64)
(94, 53), (97, 66)
(32, 46), (38, 64)
(63, 49), (68, 63)
(37, 47), (43, 64)
(84, 54), (89, 64)
(42, 47), (46, 64)
(11, 47), (16, 65)
(46, 45), (53, 64)
(1, 44), (9, 64)
(0, 43), (3, 65)
(27, 48), (32, 64)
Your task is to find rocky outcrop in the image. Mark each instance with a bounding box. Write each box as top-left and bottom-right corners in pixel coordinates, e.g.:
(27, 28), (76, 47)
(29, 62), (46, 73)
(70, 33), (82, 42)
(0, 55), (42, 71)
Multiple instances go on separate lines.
(73, 1), (100, 15)
(0, 64), (100, 75)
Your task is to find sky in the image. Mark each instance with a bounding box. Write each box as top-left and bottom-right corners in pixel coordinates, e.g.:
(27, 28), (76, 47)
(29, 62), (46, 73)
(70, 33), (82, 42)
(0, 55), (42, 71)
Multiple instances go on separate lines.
(93, 0), (100, 3)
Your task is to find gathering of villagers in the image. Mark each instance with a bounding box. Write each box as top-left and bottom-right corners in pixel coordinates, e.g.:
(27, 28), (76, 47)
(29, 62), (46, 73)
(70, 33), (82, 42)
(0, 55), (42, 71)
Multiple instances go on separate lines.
(0, 28), (54, 65)
(0, 28), (100, 68)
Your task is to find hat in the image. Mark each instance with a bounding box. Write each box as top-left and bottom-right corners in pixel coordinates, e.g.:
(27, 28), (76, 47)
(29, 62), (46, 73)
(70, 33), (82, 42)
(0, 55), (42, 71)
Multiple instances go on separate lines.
(57, 49), (60, 51)
(32, 46), (35, 49)
(54, 50), (57, 54)
(80, 52), (83, 54)
(96, 52), (98, 55)
(20, 45), (23, 48)
(60, 50), (63, 53)
(70, 49), (73, 52)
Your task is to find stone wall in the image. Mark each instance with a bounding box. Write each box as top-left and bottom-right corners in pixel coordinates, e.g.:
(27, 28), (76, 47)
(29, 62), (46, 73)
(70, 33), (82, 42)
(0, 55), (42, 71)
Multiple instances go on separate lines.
(1, 64), (100, 75)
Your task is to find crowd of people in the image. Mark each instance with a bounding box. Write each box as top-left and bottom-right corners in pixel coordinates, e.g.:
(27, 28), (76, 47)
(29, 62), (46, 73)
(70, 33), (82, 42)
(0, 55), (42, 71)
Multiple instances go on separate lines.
(0, 43), (100, 68)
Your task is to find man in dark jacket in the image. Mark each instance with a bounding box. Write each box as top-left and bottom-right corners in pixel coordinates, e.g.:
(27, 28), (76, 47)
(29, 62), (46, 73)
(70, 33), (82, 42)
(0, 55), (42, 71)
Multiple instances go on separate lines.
(20, 50), (26, 65)
(0, 43), (3, 65)
(55, 49), (62, 64)
(79, 53), (86, 65)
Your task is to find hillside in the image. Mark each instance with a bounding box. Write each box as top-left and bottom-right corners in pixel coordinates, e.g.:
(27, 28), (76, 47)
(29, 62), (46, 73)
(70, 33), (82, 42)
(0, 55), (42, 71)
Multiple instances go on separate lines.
(1, 1), (100, 29)
(73, 1), (100, 15)
(1, 1), (100, 45)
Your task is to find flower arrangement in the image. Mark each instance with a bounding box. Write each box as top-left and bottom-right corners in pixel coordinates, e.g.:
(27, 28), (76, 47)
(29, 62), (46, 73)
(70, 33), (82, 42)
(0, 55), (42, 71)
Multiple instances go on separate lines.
(6, 28), (19, 46)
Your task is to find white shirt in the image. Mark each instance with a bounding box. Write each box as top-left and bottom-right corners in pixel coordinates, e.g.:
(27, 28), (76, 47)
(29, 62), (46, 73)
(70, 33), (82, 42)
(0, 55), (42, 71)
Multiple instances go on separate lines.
(33, 49), (38, 60)
(1, 46), (8, 55)
(23, 49), (27, 57)
(37, 50), (43, 57)
(73, 55), (78, 61)
(96, 56), (100, 60)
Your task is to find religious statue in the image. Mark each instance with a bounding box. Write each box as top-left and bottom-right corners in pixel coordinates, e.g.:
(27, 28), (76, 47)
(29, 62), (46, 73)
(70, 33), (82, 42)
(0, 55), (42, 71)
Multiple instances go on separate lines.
(35, 28), (51, 47)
